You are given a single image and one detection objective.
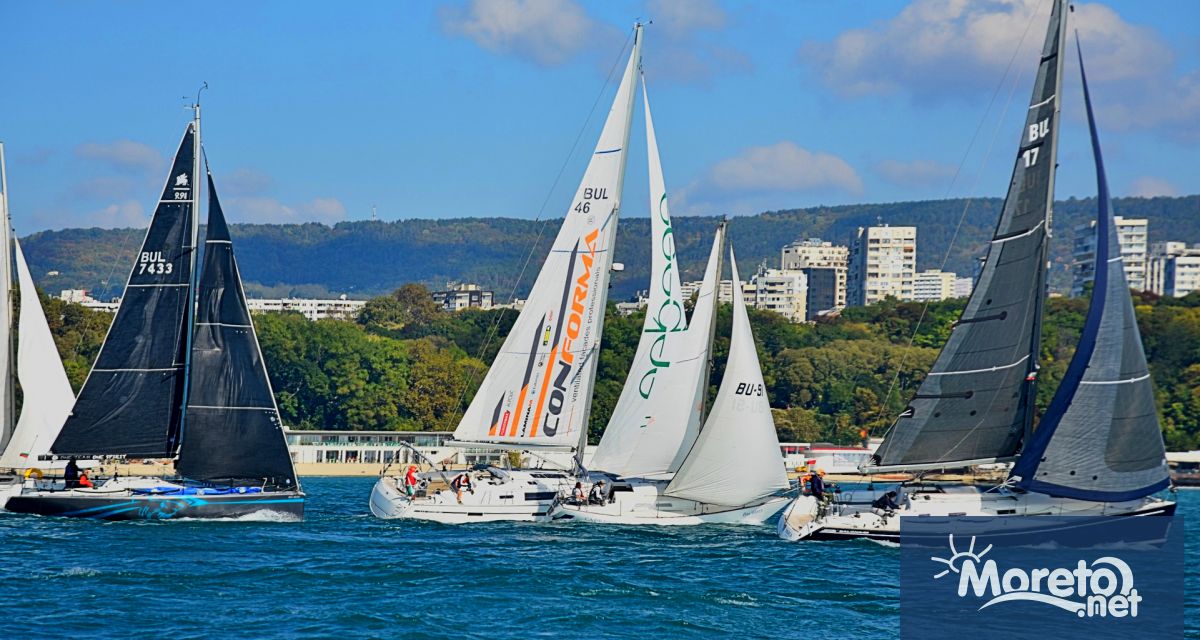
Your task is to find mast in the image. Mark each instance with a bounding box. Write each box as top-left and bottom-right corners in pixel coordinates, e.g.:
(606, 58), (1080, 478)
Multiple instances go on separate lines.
(0, 143), (14, 455)
(174, 94), (204, 454)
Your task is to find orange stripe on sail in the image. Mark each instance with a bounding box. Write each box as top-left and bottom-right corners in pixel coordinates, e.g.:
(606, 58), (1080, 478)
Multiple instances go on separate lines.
(505, 384), (530, 437)
(529, 345), (559, 438)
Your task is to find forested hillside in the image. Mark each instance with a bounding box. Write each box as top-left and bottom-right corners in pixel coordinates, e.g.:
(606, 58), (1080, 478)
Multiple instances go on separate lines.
(42, 285), (1200, 451)
(22, 195), (1200, 301)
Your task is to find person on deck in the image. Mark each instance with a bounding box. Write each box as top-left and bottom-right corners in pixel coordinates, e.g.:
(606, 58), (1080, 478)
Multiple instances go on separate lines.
(451, 472), (473, 504)
(588, 480), (606, 505)
(63, 457), (80, 489)
(808, 470), (825, 502)
(569, 481), (585, 505)
(404, 465), (419, 497)
(77, 471), (94, 489)
(872, 490), (900, 513)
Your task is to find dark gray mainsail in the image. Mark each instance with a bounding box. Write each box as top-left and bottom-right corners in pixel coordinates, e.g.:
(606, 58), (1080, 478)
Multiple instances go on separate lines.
(1009, 38), (1169, 501)
(176, 175), (298, 488)
(871, 0), (1067, 470)
(52, 124), (198, 457)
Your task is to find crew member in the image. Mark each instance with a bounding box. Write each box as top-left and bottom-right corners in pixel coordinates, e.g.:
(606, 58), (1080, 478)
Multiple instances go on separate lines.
(569, 481), (586, 505)
(808, 470), (825, 502)
(451, 472), (473, 504)
(404, 465), (419, 497)
(63, 457), (80, 489)
(77, 470), (94, 489)
(872, 490), (900, 513)
(588, 480), (606, 505)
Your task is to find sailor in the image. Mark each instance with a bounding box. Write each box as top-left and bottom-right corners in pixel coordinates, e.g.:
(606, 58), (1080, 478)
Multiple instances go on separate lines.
(451, 472), (473, 504)
(77, 471), (94, 489)
(808, 470), (825, 502)
(588, 480), (606, 505)
(569, 481), (586, 505)
(872, 490), (900, 513)
(63, 457), (80, 489)
(404, 465), (419, 497)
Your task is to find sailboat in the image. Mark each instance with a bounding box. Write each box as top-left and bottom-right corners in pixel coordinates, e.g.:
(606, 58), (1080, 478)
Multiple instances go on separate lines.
(553, 77), (790, 525)
(367, 25), (643, 523)
(779, 0), (1174, 542)
(7, 107), (304, 520)
(0, 143), (79, 508)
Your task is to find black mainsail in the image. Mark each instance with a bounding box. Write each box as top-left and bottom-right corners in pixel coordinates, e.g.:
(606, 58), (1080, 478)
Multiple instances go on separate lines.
(871, 0), (1067, 470)
(176, 175), (298, 488)
(52, 124), (198, 457)
(1009, 38), (1169, 501)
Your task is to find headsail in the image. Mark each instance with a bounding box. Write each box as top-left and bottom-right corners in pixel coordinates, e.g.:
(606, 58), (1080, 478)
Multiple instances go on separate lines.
(590, 78), (716, 478)
(177, 175), (298, 487)
(52, 123), (198, 457)
(871, 0), (1068, 471)
(0, 239), (76, 468)
(452, 26), (642, 452)
(1010, 38), (1169, 501)
(0, 145), (14, 455)
(665, 248), (788, 506)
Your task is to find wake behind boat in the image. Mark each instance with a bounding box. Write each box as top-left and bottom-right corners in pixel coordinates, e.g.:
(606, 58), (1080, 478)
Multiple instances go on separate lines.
(368, 24), (644, 523)
(7, 104), (304, 521)
(779, 0), (1174, 542)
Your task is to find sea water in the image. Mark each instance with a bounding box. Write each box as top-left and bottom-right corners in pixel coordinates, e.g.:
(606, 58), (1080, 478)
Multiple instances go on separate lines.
(1, 477), (1195, 639)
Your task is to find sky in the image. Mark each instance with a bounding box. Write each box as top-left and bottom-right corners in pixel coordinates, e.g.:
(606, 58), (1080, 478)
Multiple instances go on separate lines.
(1, 0), (1197, 232)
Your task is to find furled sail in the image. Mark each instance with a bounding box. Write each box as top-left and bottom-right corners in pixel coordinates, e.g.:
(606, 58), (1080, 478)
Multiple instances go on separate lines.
(1010, 39), (1169, 501)
(665, 248), (788, 506)
(53, 123), (198, 457)
(452, 26), (642, 451)
(177, 175), (298, 487)
(590, 78), (717, 478)
(0, 145), (14, 455)
(0, 239), (76, 468)
(871, 0), (1067, 471)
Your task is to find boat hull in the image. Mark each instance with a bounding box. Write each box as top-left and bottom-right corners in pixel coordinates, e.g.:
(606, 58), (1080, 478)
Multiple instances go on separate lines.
(368, 469), (569, 524)
(777, 488), (1176, 543)
(5, 490), (305, 521)
(552, 478), (789, 526)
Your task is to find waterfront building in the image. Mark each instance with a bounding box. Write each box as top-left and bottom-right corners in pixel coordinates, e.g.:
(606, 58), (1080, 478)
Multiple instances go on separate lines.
(912, 269), (958, 302)
(1071, 216), (1148, 296)
(680, 279), (742, 304)
(847, 225), (917, 306)
(430, 282), (494, 312)
(953, 276), (973, 298)
(781, 239), (848, 310)
(59, 289), (120, 313)
(749, 266), (807, 323)
(245, 295), (366, 321)
(1148, 242), (1200, 298)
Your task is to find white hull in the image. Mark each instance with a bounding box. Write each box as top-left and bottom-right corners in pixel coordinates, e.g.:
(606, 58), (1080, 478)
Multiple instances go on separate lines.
(368, 467), (571, 524)
(553, 479), (788, 526)
(778, 484), (1176, 542)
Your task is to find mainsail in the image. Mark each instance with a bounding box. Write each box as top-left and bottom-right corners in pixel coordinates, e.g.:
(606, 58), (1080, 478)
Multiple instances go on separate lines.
(665, 248), (788, 506)
(1009, 39), (1169, 501)
(177, 175), (298, 487)
(53, 123), (198, 457)
(452, 26), (642, 454)
(871, 0), (1067, 471)
(0, 239), (76, 468)
(590, 78), (718, 478)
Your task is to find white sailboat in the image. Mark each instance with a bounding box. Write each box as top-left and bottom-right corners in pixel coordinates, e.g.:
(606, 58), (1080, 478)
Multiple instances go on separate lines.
(779, 0), (1174, 542)
(367, 25), (643, 524)
(0, 142), (78, 509)
(556, 239), (792, 525)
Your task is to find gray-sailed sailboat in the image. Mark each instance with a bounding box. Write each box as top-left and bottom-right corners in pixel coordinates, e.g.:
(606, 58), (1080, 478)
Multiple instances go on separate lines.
(7, 109), (303, 520)
(779, 0), (1173, 542)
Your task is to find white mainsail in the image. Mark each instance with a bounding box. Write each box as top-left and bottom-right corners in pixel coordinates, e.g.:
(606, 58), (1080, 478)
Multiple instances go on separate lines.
(452, 27), (642, 452)
(665, 248), (789, 506)
(0, 239), (75, 468)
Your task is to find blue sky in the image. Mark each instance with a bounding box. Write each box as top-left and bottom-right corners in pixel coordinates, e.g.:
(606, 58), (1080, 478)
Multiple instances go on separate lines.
(1, 0), (1197, 232)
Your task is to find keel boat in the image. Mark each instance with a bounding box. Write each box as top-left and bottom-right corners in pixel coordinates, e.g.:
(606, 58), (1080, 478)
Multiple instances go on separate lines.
(780, 0), (1173, 542)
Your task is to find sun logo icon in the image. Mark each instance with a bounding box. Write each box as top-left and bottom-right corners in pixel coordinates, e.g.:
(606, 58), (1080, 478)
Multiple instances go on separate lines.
(930, 534), (993, 580)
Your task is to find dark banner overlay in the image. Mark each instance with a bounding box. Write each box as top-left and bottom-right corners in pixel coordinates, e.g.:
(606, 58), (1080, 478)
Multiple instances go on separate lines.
(900, 516), (1183, 639)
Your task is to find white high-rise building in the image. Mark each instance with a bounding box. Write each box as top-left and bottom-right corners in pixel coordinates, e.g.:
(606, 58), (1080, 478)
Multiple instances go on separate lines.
(953, 276), (974, 298)
(848, 225), (917, 306)
(749, 266), (807, 323)
(1071, 216), (1148, 296)
(913, 269), (958, 302)
(781, 238), (849, 312)
(1149, 241), (1200, 298)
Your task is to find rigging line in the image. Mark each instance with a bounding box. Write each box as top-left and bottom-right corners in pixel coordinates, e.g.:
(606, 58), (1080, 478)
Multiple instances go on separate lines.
(871, 4), (1042, 441)
(445, 26), (638, 430)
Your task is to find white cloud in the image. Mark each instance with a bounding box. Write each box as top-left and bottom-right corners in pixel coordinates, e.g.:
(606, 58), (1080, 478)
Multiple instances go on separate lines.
(876, 159), (957, 187)
(226, 196), (347, 224)
(649, 0), (726, 37)
(74, 140), (164, 174)
(799, 1), (1197, 136)
(69, 176), (137, 201)
(220, 167), (274, 197)
(1127, 176), (1180, 198)
(86, 200), (148, 228)
(440, 0), (602, 66)
(641, 0), (751, 86)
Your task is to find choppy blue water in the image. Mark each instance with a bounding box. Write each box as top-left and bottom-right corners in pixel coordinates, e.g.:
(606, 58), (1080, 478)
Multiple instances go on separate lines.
(1, 477), (1195, 639)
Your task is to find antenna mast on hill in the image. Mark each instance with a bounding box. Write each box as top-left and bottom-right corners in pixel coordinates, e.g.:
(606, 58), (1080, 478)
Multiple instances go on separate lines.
(371, 205), (377, 222)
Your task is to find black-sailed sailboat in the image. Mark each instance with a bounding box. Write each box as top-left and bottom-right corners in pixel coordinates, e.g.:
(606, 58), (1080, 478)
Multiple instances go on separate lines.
(779, 0), (1173, 542)
(7, 107), (303, 520)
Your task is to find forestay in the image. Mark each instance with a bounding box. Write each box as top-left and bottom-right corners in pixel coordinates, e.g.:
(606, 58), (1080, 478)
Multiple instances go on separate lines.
(871, 0), (1067, 470)
(0, 240), (76, 468)
(1010, 41), (1169, 501)
(177, 175), (298, 487)
(590, 78), (715, 478)
(53, 123), (198, 458)
(665, 249), (788, 507)
(453, 27), (642, 451)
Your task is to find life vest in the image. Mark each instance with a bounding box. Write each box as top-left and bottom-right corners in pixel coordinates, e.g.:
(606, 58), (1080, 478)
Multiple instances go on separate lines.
(78, 474), (94, 488)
